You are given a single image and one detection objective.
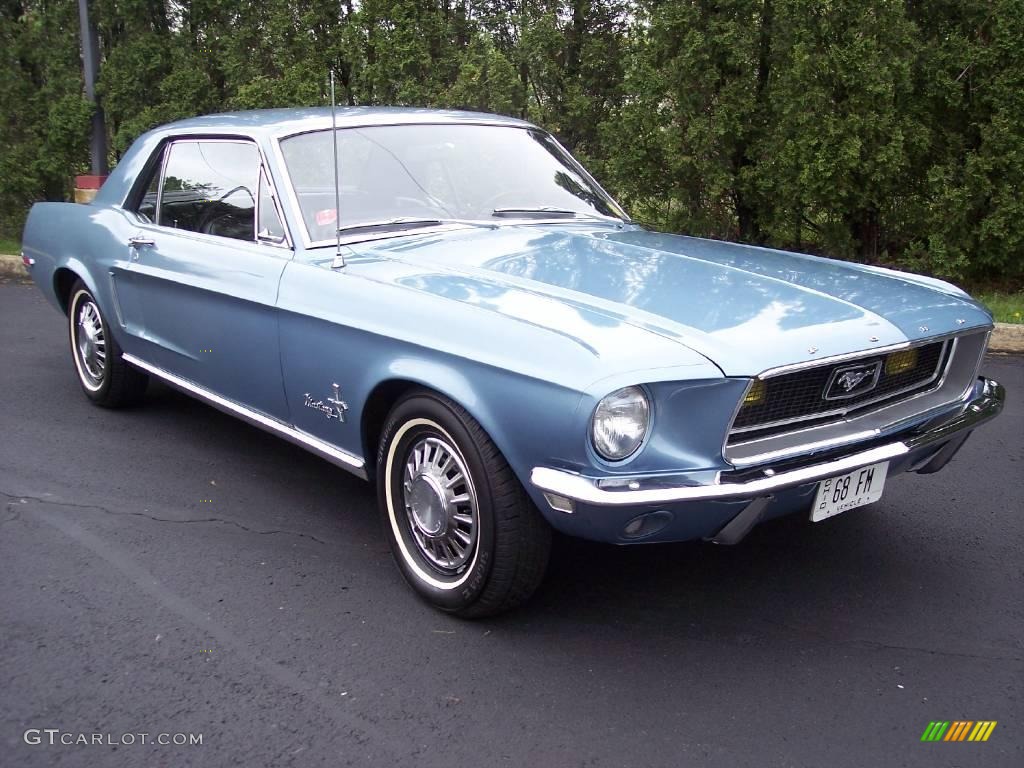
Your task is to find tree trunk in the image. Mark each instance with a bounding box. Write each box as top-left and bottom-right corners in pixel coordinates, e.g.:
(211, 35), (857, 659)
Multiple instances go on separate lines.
(851, 208), (881, 261)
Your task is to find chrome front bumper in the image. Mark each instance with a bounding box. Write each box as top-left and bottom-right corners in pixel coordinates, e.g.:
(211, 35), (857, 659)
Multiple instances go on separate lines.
(531, 377), (1005, 508)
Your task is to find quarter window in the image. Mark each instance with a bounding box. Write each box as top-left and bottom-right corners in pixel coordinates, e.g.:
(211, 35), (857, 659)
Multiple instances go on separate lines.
(257, 168), (286, 243)
(135, 147), (164, 223)
(158, 140), (259, 241)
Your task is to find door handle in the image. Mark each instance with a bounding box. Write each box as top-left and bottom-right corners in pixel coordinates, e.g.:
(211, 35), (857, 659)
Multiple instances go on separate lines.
(128, 235), (155, 248)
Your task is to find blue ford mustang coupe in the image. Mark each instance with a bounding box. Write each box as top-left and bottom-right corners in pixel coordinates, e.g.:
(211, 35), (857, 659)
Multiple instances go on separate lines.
(22, 108), (1005, 616)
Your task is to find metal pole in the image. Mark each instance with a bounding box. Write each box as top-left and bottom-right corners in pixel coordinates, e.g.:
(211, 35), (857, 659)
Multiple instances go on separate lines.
(77, 0), (107, 175)
(330, 71), (345, 269)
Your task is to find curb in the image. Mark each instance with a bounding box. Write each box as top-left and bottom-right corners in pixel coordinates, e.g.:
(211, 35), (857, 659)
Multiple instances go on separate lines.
(1, 251), (1021, 352)
(991, 322), (1024, 354)
(0, 253), (28, 281)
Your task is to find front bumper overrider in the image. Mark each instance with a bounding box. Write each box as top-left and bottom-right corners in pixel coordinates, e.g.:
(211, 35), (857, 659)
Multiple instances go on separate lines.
(530, 377), (1005, 543)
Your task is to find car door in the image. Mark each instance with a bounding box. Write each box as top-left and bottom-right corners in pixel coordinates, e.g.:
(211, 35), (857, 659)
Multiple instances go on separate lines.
(119, 137), (293, 421)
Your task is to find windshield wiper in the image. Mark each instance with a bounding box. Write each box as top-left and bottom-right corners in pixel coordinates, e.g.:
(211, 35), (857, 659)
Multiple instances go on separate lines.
(490, 207), (625, 224)
(336, 218), (445, 235)
(335, 217), (499, 237)
(492, 207), (581, 218)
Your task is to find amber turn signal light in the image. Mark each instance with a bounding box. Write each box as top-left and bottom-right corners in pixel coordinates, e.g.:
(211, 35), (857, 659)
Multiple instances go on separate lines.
(742, 379), (766, 407)
(885, 348), (918, 375)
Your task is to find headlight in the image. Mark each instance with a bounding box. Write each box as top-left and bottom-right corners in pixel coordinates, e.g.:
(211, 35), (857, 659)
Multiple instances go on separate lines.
(591, 386), (650, 461)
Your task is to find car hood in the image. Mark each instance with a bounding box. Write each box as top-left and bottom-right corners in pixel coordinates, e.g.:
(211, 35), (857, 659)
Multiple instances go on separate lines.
(350, 224), (992, 377)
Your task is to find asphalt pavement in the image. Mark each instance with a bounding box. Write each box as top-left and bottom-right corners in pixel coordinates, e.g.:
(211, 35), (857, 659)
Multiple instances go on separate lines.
(1, 280), (1021, 767)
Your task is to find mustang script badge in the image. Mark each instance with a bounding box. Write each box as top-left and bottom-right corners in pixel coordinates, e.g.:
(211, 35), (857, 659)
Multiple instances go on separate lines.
(304, 383), (349, 422)
(823, 361), (882, 401)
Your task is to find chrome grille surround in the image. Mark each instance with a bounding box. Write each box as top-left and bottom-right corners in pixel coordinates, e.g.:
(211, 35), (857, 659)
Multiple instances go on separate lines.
(730, 340), (950, 438)
(723, 330), (990, 467)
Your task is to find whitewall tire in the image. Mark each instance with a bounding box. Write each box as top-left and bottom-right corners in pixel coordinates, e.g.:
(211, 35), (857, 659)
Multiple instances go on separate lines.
(68, 279), (148, 407)
(376, 389), (551, 617)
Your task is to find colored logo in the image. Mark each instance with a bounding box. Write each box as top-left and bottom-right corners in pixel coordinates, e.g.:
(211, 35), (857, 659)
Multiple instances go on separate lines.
(921, 721), (997, 742)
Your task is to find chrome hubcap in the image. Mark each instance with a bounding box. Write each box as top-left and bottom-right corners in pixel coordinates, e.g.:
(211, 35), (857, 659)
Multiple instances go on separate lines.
(402, 436), (478, 571)
(75, 299), (106, 384)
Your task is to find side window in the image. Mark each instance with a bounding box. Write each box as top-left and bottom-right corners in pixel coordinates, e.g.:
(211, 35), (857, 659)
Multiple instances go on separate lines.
(135, 147), (164, 223)
(158, 140), (259, 241)
(257, 168), (286, 243)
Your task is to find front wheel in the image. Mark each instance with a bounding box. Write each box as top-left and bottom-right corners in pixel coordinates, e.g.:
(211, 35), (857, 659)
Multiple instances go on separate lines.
(377, 390), (551, 617)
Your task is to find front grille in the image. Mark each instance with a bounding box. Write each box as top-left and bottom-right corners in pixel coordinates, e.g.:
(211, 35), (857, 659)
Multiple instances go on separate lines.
(729, 340), (949, 442)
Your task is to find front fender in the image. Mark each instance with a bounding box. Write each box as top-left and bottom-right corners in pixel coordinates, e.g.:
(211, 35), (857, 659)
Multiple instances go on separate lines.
(359, 358), (587, 493)
(277, 309), (586, 494)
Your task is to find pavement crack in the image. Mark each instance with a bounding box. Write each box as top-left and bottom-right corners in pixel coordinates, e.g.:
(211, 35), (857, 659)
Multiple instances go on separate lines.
(0, 490), (328, 545)
(755, 615), (1023, 663)
(22, 502), (403, 761)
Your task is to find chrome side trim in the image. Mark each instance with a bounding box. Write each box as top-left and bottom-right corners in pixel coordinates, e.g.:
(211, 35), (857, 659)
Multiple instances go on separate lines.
(531, 377), (1004, 507)
(122, 354), (367, 479)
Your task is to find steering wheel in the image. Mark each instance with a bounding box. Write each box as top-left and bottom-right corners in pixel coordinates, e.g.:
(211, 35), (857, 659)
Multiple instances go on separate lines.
(196, 185), (255, 235)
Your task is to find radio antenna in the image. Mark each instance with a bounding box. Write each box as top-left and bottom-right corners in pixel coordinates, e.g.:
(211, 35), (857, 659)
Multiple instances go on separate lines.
(330, 70), (345, 269)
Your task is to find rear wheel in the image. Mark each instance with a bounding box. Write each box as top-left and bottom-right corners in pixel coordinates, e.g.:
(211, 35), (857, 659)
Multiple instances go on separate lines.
(68, 280), (148, 407)
(377, 390), (551, 617)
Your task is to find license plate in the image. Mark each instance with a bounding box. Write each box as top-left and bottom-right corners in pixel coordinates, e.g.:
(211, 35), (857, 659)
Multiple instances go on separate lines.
(811, 461), (889, 522)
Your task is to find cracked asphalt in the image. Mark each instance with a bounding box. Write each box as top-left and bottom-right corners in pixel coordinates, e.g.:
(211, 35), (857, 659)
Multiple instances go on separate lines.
(1, 280), (1021, 768)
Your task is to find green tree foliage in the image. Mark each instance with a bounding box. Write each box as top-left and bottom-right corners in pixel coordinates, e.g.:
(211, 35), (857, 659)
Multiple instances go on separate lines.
(601, 0), (773, 239)
(755, 0), (929, 261)
(903, 0), (1024, 282)
(0, 0), (1020, 285)
(0, 0), (93, 234)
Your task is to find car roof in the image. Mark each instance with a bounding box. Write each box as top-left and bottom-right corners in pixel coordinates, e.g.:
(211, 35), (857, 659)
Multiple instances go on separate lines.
(157, 107), (535, 138)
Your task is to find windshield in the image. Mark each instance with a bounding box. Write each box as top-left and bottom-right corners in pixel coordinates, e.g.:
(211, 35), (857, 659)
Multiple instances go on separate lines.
(278, 124), (627, 242)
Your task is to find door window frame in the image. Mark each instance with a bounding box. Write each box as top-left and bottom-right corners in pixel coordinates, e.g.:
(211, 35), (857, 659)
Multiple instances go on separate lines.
(125, 134), (293, 252)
